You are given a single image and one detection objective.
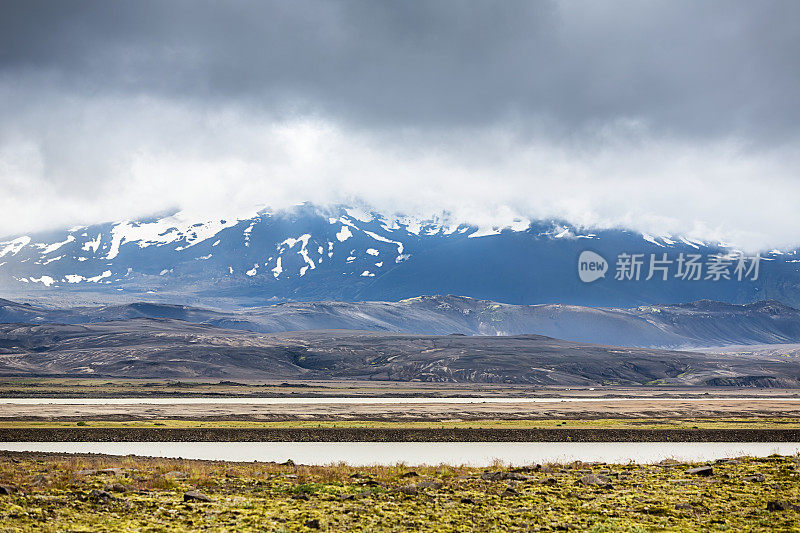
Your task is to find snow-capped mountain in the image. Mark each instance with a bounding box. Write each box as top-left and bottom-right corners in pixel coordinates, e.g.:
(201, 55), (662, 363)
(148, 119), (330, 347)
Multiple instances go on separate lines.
(0, 204), (798, 307)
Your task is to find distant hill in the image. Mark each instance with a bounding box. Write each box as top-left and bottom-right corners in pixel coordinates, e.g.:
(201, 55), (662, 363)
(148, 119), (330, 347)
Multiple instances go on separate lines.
(1, 319), (798, 386)
(3, 295), (800, 349)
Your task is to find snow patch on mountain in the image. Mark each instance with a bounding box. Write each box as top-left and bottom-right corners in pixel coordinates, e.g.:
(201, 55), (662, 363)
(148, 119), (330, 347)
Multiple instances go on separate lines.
(642, 234), (665, 247)
(62, 270), (112, 284)
(335, 226), (353, 242)
(82, 234), (102, 253)
(540, 224), (596, 240)
(107, 213), (238, 259)
(345, 207), (373, 223)
(0, 236), (31, 258)
(271, 257), (283, 278)
(39, 235), (75, 255)
(468, 227), (501, 238)
(363, 230), (403, 254)
(278, 234), (316, 278)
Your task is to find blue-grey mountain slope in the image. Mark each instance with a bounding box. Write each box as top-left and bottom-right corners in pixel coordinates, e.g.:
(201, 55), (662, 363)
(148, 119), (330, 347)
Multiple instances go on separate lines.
(3, 295), (800, 349)
(1, 320), (798, 386)
(0, 204), (798, 308)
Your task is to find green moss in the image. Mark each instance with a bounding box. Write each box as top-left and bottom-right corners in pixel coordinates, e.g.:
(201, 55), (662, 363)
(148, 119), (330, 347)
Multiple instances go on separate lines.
(0, 453), (798, 531)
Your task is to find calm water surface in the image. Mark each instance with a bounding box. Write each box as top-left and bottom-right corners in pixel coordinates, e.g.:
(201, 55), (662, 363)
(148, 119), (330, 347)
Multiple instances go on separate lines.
(1, 441), (797, 465)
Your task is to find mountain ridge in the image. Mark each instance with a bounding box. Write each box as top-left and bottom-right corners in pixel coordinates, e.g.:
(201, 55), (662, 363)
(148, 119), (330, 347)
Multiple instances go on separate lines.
(3, 294), (800, 349)
(1, 318), (798, 386)
(1, 204), (799, 307)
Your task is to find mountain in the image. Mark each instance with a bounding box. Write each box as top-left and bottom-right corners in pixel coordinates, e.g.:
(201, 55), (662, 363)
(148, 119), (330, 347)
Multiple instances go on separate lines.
(1, 204), (799, 307)
(1, 319), (798, 386)
(3, 295), (800, 349)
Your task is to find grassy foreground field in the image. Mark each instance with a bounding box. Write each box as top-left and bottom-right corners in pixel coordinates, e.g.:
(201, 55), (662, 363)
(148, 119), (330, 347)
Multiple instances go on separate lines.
(0, 452), (798, 531)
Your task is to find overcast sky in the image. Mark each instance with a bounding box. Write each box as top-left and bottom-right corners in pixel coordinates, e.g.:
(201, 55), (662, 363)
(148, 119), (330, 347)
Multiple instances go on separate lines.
(1, 1), (799, 250)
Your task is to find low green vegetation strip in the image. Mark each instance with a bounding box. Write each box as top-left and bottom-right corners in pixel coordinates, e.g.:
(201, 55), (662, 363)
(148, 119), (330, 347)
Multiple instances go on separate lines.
(0, 378), (532, 398)
(2, 427), (800, 442)
(1, 418), (798, 430)
(0, 452), (798, 531)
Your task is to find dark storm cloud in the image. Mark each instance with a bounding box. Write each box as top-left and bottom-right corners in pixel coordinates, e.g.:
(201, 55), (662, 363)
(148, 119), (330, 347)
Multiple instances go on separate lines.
(1, 1), (800, 250)
(2, 0), (798, 142)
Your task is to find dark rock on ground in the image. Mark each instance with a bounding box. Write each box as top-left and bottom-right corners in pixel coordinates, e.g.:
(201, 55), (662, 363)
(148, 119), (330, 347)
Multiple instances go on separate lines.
(416, 480), (443, 490)
(686, 466), (713, 476)
(88, 489), (114, 503)
(184, 491), (213, 502)
(77, 468), (125, 477)
(511, 465), (541, 473)
(580, 474), (611, 486)
(482, 471), (528, 481)
(396, 484), (418, 495)
(767, 501), (800, 512)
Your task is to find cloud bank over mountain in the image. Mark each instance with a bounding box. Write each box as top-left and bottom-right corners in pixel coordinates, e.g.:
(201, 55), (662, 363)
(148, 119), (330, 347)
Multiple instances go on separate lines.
(1, 1), (799, 250)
